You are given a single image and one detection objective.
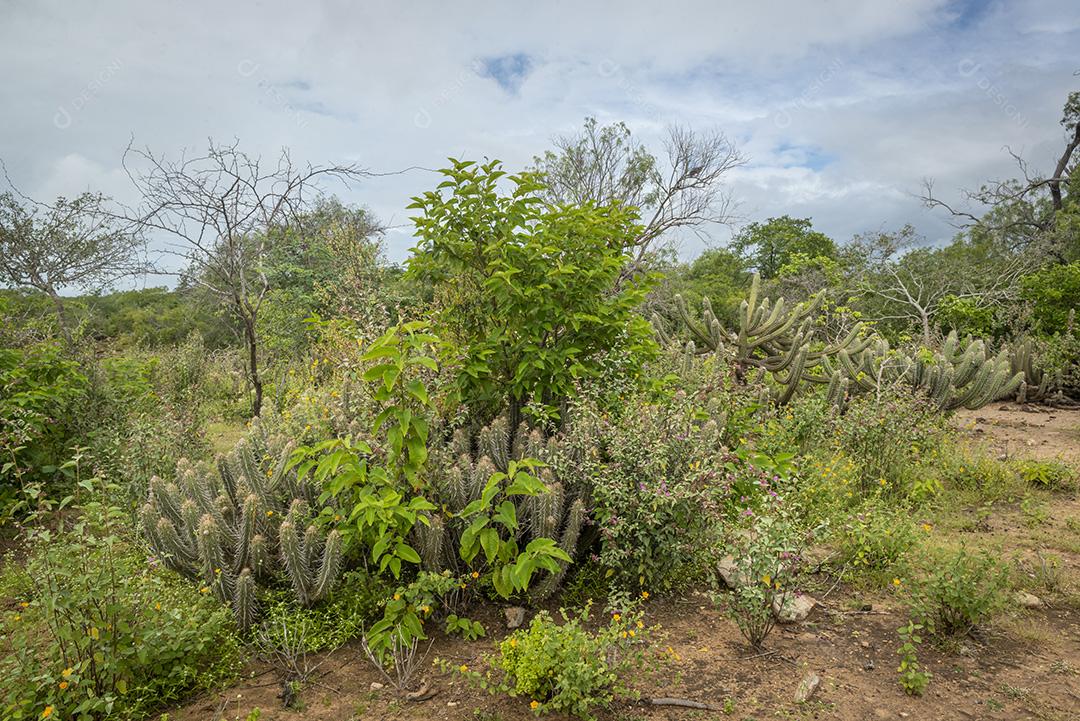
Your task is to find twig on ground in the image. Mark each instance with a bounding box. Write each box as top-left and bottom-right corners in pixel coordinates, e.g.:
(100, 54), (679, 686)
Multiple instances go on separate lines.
(650, 697), (723, 711)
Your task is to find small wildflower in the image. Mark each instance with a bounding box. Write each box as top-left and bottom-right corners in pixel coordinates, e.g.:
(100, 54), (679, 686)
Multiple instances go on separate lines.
(61, 668), (73, 678)
(266, 510), (274, 517)
(612, 613), (621, 622)
(393, 593), (401, 601)
(13, 614), (20, 622)
(470, 571), (480, 579)
(154, 603), (161, 611)
(761, 574), (771, 586)
(459, 664), (468, 673)
(636, 620), (644, 629)
(628, 629), (636, 637)
(199, 587), (209, 594)
(19, 601), (28, 608)
(641, 591), (649, 599)
(41, 706), (54, 719)
(509, 637), (517, 648)
(530, 701), (540, 709)
(921, 523), (932, 532)
(58, 681), (69, 690)
(892, 578), (902, 587)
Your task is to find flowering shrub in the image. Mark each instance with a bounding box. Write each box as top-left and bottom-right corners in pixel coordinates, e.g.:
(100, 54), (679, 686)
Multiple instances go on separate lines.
(0, 495), (239, 720)
(451, 602), (652, 720)
(582, 390), (726, 592)
(714, 494), (807, 649)
(833, 504), (919, 584)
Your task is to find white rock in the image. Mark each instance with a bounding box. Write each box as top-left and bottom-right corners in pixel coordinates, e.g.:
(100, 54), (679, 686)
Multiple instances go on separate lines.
(773, 593), (816, 623)
(505, 606), (527, 629)
(1016, 591), (1042, 609)
(370, 682), (384, 691)
(794, 672), (820, 703)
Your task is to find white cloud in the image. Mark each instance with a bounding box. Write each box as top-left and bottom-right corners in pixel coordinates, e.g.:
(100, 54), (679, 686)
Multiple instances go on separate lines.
(1, 0), (1077, 272)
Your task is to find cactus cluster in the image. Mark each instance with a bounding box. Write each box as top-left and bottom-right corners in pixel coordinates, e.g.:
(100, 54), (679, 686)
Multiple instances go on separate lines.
(659, 274), (1024, 411)
(141, 424), (342, 630)
(416, 415), (586, 602)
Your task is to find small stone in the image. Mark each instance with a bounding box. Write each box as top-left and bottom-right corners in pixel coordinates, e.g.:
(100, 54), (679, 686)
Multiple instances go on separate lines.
(505, 606), (527, 629)
(863, 659), (875, 671)
(717, 556), (744, 588)
(370, 682), (384, 691)
(794, 672), (820, 703)
(860, 603), (873, 612)
(1016, 591), (1042, 609)
(773, 593), (816, 623)
(860, 640), (871, 649)
(447, 702), (458, 707)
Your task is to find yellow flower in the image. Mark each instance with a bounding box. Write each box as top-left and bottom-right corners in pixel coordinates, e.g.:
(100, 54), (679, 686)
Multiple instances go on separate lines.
(530, 701), (540, 709)
(19, 601), (28, 608)
(470, 571), (480, 579)
(459, 664), (468, 673)
(58, 681), (69, 690)
(761, 575), (771, 586)
(921, 523), (932, 532)
(612, 613), (621, 622)
(878, 478), (887, 487)
(620, 631), (628, 638)
(90, 627), (99, 639)
(420, 605), (430, 613)
(199, 587), (209, 595)
(640, 591), (649, 599)
(509, 637), (517, 648)
(393, 594), (401, 601)
(62, 668), (73, 678)
(628, 629), (636, 637)
(266, 510), (274, 517)
(13, 614), (20, 622)
(41, 706), (54, 719)
(636, 620), (644, 629)
(154, 603), (161, 611)
(892, 578), (902, 587)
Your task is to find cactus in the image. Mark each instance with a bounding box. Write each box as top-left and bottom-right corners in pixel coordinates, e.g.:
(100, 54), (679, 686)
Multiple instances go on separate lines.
(1007, 339), (1061, 404)
(142, 422), (342, 630)
(416, 414), (586, 599)
(658, 275), (1025, 412)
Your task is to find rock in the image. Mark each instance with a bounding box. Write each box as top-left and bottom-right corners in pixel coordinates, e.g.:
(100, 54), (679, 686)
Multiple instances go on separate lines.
(863, 659), (875, 671)
(794, 672), (820, 703)
(859, 602), (873, 612)
(370, 682), (384, 691)
(1016, 591), (1042, 609)
(505, 606), (527, 629)
(773, 593), (816, 623)
(716, 556), (745, 588)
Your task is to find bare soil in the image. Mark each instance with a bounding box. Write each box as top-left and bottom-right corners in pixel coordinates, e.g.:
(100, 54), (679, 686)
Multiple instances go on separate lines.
(172, 408), (1080, 721)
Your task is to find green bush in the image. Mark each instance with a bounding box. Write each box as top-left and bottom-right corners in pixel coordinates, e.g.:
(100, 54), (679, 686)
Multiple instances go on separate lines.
(0, 495), (240, 720)
(912, 547), (1009, 637)
(259, 570), (386, 653)
(834, 504), (918, 583)
(1017, 459), (1076, 491)
(457, 604), (651, 720)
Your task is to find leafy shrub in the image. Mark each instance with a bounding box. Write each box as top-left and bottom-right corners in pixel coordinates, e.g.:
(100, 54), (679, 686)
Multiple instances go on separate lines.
(911, 547), (1009, 637)
(1017, 459), (1076, 490)
(714, 500), (805, 649)
(407, 158), (657, 425)
(0, 494), (240, 720)
(580, 389), (727, 592)
(455, 604), (651, 720)
(896, 621), (932, 696)
(828, 391), (945, 494)
(834, 504), (918, 583)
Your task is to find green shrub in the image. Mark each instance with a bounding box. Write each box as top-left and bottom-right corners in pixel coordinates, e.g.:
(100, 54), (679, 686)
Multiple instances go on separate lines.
(259, 570), (386, 653)
(0, 495), (240, 720)
(455, 604), (651, 720)
(1017, 459), (1076, 491)
(834, 504), (918, 584)
(912, 547), (1009, 637)
(896, 621), (932, 696)
(714, 500), (805, 649)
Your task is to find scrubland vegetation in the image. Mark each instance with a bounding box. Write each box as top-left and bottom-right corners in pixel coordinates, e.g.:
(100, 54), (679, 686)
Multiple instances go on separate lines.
(2, 95), (1080, 720)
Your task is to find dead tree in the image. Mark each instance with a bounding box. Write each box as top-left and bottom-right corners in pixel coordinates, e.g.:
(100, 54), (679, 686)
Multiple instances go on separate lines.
(124, 139), (369, 416)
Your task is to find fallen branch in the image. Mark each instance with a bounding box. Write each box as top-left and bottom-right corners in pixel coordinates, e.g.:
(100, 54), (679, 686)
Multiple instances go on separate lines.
(650, 697), (723, 711)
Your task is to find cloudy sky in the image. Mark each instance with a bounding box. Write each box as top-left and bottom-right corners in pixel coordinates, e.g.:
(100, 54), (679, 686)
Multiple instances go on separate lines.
(2, 0), (1078, 275)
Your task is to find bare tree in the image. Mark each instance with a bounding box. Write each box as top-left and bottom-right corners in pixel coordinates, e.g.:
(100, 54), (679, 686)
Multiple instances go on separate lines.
(124, 139), (369, 416)
(531, 118), (744, 279)
(0, 181), (146, 341)
(920, 90), (1080, 259)
(850, 226), (1031, 344)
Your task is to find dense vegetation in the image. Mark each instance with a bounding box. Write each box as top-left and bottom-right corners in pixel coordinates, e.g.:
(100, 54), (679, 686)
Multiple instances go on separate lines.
(1, 96), (1078, 720)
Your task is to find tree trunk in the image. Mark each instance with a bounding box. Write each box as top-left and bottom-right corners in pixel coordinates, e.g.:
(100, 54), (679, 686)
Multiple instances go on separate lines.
(47, 290), (73, 345)
(243, 316), (263, 417)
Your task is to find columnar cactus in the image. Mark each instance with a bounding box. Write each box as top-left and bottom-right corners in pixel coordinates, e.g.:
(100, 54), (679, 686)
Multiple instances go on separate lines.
(658, 276), (1025, 412)
(141, 424), (342, 630)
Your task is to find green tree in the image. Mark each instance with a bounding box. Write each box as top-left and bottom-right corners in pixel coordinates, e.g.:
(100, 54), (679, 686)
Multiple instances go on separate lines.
(407, 159), (656, 427)
(731, 216), (836, 279)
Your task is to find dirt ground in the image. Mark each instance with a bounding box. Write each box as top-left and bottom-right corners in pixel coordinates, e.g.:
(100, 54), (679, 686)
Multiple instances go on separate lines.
(172, 408), (1080, 721)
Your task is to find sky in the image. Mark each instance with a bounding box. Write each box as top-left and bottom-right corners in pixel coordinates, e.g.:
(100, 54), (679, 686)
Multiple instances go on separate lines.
(1, 0), (1078, 280)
